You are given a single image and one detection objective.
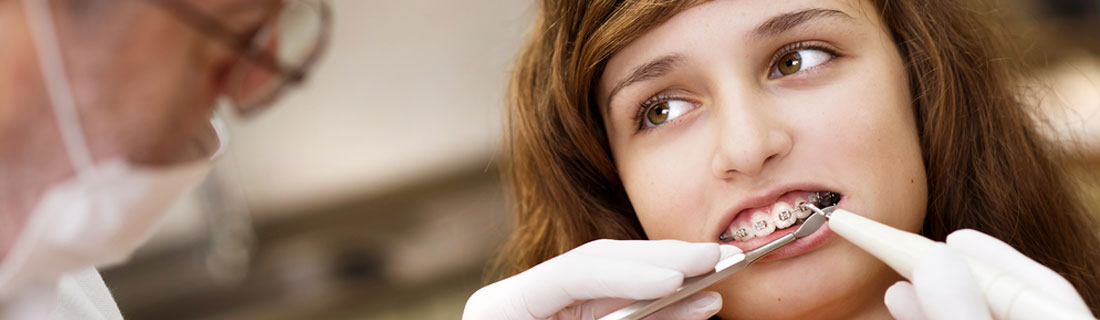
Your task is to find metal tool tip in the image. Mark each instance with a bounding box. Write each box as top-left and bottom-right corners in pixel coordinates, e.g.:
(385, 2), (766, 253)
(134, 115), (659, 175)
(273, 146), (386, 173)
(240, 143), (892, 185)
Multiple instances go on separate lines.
(803, 202), (836, 217)
(792, 212), (826, 238)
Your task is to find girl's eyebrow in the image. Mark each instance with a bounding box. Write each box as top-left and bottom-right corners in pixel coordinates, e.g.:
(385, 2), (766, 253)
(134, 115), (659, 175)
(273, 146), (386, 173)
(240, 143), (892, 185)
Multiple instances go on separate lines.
(751, 8), (853, 40)
(606, 54), (685, 108)
(605, 8), (853, 110)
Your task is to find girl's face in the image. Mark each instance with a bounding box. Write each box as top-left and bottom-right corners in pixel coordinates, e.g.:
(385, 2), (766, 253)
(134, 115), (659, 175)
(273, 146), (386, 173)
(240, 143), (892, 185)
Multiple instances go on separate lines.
(598, 0), (928, 318)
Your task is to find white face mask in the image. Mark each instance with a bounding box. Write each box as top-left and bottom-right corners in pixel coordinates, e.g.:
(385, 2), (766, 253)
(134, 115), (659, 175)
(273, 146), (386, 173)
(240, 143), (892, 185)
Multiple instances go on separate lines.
(0, 0), (225, 299)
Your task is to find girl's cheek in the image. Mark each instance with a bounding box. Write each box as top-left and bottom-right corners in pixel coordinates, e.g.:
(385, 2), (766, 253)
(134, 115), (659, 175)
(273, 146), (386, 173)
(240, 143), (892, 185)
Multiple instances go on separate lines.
(625, 157), (712, 239)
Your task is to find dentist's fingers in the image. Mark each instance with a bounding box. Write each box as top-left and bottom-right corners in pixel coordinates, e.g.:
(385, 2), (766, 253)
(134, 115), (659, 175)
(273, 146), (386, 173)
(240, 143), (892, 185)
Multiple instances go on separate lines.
(463, 239), (729, 320)
(641, 291), (722, 320)
(570, 240), (722, 277)
(945, 229), (1089, 313)
(568, 292), (721, 320)
(464, 257), (683, 320)
(910, 244), (992, 320)
(492, 241), (722, 319)
(884, 281), (927, 320)
(564, 298), (633, 320)
(882, 230), (1093, 320)
(719, 244), (743, 261)
(517, 255), (684, 302)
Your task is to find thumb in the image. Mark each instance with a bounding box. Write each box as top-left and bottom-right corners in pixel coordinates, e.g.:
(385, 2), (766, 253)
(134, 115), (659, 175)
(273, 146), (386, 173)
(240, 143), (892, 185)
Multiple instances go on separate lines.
(910, 244), (992, 320)
(884, 281), (927, 320)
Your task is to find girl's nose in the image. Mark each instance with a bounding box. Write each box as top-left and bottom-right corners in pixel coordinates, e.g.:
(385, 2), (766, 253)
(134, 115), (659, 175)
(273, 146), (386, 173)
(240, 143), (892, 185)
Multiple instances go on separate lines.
(710, 97), (793, 179)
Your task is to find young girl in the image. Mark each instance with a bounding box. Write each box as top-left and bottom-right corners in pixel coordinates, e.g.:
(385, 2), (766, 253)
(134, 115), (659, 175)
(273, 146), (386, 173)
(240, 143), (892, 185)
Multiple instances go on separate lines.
(465, 0), (1100, 319)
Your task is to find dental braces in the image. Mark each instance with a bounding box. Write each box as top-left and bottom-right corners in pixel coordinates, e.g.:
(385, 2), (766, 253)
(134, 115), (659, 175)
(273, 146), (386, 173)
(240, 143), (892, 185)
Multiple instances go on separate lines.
(718, 192), (839, 242)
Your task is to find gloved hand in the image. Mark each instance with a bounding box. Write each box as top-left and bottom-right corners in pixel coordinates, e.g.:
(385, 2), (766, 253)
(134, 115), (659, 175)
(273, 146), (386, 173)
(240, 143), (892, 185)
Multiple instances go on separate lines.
(462, 239), (742, 320)
(883, 229), (1093, 320)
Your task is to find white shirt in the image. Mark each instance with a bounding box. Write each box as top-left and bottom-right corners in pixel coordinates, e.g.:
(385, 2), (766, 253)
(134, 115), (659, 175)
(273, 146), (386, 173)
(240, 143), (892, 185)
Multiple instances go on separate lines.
(1, 267), (123, 320)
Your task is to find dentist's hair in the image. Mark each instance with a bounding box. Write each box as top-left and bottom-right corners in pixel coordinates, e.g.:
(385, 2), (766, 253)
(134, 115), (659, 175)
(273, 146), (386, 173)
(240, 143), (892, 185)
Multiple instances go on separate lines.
(495, 0), (1100, 313)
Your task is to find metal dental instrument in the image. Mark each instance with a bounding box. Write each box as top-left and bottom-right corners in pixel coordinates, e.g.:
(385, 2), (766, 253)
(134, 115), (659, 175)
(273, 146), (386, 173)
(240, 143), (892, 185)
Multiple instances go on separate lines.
(599, 211), (828, 320)
(805, 194), (1097, 320)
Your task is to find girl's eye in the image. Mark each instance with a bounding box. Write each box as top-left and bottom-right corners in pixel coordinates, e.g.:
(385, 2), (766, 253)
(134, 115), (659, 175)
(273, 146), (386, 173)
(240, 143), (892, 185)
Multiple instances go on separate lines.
(643, 98), (696, 128)
(770, 48), (833, 78)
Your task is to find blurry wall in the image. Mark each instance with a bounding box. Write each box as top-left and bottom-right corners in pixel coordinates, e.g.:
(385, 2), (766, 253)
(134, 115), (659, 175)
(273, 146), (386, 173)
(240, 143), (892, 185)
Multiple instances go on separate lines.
(228, 0), (529, 216)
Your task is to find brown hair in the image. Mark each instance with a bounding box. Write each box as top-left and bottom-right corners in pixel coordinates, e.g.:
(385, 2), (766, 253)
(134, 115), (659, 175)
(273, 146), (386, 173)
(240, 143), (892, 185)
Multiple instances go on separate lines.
(497, 0), (1100, 314)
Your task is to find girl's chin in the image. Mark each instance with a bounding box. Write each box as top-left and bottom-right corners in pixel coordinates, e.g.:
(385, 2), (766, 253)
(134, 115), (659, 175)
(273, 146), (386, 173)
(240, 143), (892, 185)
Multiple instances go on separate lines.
(709, 240), (887, 319)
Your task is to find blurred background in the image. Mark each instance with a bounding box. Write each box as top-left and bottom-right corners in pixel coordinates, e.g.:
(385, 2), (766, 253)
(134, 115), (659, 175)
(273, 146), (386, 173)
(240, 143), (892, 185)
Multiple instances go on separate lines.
(99, 0), (1100, 319)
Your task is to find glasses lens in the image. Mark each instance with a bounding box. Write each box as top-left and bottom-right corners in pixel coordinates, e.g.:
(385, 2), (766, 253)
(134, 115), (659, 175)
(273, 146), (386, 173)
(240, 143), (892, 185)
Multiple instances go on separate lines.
(228, 0), (329, 116)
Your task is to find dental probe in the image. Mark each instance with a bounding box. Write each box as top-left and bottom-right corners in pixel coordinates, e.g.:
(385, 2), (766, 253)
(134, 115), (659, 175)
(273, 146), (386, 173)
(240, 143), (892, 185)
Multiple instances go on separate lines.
(805, 203), (1097, 320)
(598, 212), (828, 320)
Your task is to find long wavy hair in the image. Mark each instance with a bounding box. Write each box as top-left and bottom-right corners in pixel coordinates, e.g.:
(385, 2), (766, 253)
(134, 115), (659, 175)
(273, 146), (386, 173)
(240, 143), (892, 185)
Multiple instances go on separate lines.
(496, 0), (1100, 314)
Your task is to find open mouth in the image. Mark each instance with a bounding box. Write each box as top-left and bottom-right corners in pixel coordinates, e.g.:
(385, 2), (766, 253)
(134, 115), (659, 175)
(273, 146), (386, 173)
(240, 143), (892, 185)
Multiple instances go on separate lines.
(719, 191), (840, 243)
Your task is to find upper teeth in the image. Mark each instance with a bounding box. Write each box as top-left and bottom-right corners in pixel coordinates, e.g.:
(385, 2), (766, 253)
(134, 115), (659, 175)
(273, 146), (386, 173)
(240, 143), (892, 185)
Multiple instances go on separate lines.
(723, 196), (815, 242)
(774, 202), (795, 229)
(794, 200), (812, 219)
(750, 211), (775, 237)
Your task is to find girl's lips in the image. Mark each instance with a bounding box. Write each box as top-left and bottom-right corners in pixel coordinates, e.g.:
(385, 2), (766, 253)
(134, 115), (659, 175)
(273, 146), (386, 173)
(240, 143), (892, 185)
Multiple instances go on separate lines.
(712, 183), (836, 239)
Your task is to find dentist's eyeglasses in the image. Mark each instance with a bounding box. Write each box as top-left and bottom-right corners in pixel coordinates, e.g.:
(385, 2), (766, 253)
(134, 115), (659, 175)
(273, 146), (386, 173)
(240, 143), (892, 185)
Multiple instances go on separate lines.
(148, 0), (332, 117)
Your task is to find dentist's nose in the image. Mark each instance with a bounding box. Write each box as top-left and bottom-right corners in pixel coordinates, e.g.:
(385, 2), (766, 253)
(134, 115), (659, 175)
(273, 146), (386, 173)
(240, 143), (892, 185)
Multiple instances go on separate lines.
(710, 100), (793, 179)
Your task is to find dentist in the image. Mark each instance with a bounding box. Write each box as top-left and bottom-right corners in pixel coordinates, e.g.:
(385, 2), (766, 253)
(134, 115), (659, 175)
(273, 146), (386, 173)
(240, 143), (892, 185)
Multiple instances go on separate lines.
(0, 0), (328, 318)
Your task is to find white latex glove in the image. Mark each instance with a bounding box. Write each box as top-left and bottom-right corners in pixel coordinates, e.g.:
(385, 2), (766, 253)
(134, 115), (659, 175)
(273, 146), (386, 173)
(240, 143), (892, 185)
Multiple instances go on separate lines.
(883, 229), (1093, 320)
(462, 239), (743, 320)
